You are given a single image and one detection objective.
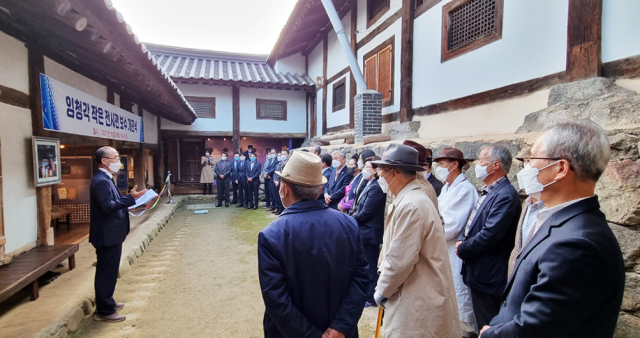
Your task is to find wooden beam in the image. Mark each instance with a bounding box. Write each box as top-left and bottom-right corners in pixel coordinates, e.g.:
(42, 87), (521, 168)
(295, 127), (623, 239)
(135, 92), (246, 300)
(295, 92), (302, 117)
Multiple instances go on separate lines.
(566, 0), (602, 82)
(239, 132), (307, 139)
(232, 85), (240, 152)
(400, 0), (415, 122)
(0, 84), (30, 109)
(161, 130), (231, 138)
(602, 54), (640, 79)
(326, 67), (351, 86)
(349, 3), (357, 129)
(322, 35), (328, 135)
(154, 117), (164, 188)
(357, 9), (403, 50)
(133, 105), (145, 188)
(326, 124), (351, 134)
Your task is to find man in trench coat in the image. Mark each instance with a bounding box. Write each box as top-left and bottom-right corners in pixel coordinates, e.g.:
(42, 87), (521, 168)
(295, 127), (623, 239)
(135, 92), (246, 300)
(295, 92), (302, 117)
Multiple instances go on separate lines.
(372, 144), (460, 338)
(258, 151), (369, 338)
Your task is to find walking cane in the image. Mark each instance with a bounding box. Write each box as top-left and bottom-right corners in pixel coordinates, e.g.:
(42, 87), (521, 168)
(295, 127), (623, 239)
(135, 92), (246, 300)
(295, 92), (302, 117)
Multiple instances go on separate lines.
(375, 307), (383, 338)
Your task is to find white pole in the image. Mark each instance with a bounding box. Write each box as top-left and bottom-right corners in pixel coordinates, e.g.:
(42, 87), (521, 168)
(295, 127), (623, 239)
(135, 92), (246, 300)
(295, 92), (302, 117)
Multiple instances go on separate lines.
(320, 0), (368, 92)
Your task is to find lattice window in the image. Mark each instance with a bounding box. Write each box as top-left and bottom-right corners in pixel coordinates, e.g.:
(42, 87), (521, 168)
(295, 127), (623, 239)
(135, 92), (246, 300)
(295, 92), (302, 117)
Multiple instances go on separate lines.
(442, 0), (503, 62)
(256, 99), (287, 120)
(367, 0), (389, 27)
(364, 38), (394, 106)
(187, 97), (216, 119)
(332, 79), (346, 112)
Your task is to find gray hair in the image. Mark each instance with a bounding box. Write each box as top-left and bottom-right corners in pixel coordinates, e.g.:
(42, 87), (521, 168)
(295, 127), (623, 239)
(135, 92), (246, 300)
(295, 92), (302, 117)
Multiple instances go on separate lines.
(539, 120), (610, 182)
(331, 150), (345, 159)
(480, 144), (513, 174)
(314, 145), (322, 154)
(283, 180), (323, 200)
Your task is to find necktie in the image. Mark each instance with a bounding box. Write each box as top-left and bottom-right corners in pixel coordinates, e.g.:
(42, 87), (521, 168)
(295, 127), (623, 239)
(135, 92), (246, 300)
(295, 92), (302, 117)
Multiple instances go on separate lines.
(507, 214), (539, 277)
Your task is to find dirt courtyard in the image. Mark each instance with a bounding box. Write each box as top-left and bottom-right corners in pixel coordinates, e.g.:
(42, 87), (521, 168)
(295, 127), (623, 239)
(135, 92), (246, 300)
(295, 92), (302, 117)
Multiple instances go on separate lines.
(72, 201), (378, 338)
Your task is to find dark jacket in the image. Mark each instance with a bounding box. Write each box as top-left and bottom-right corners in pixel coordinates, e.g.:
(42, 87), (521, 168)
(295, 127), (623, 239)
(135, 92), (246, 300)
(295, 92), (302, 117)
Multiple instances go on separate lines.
(323, 166), (353, 209)
(318, 168), (333, 200)
(347, 173), (363, 201)
(89, 170), (135, 247)
(427, 173), (444, 196)
(352, 179), (385, 245)
(264, 157), (278, 177)
(214, 159), (233, 179)
(247, 160), (262, 180)
(232, 160), (247, 181)
(457, 178), (521, 296)
(258, 200), (369, 338)
(484, 196), (624, 338)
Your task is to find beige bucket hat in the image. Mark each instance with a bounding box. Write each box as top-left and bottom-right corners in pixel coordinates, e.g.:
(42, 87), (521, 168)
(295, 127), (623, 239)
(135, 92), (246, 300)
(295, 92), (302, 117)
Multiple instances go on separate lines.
(276, 151), (328, 187)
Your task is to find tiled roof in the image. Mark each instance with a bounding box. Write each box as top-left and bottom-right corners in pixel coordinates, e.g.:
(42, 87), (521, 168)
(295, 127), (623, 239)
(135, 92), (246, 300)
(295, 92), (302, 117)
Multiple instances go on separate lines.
(147, 44), (315, 87)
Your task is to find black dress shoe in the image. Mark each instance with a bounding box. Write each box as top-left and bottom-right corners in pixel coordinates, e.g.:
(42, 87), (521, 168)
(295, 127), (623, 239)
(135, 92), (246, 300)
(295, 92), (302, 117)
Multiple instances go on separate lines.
(275, 209), (283, 215)
(272, 208), (279, 214)
(245, 205), (252, 209)
(225, 202), (230, 207)
(253, 206), (258, 210)
(216, 203), (222, 207)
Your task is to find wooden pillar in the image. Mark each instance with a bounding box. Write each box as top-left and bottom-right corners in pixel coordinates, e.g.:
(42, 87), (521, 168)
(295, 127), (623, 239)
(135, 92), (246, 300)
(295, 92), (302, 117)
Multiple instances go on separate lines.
(400, 0), (415, 122)
(29, 47), (54, 246)
(349, 4), (358, 129)
(322, 36), (328, 135)
(566, 0), (602, 82)
(154, 117), (164, 188)
(134, 105), (146, 188)
(106, 87), (117, 148)
(232, 85), (240, 152)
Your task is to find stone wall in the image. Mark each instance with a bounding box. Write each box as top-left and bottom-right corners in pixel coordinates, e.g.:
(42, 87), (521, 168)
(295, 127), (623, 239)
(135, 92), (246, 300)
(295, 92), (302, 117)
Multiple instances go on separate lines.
(301, 78), (640, 337)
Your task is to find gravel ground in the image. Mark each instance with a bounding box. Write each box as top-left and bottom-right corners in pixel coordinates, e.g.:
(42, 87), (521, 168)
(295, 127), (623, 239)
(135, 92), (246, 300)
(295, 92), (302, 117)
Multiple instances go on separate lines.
(71, 202), (378, 338)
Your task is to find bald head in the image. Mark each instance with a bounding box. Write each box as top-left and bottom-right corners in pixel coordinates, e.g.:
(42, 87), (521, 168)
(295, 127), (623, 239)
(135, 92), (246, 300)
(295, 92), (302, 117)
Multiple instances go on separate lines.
(96, 146), (119, 172)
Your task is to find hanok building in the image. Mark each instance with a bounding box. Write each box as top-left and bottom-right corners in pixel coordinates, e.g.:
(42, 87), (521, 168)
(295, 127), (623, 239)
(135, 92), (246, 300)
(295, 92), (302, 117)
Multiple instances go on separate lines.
(0, 0), (195, 262)
(147, 44), (315, 190)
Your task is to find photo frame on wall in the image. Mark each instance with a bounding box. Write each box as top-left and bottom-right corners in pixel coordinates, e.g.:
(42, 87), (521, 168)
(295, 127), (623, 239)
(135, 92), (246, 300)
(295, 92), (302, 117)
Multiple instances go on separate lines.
(33, 137), (62, 187)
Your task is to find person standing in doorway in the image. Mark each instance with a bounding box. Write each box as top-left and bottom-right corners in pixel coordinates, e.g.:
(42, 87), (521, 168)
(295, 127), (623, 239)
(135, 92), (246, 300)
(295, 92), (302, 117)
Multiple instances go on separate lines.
(90, 146), (147, 323)
(200, 148), (214, 195)
(214, 151), (233, 207)
(246, 152), (262, 210)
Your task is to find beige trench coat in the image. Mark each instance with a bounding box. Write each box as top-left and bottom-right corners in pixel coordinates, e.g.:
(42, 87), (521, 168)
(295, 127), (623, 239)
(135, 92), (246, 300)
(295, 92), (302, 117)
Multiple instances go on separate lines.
(200, 156), (214, 183)
(377, 180), (461, 338)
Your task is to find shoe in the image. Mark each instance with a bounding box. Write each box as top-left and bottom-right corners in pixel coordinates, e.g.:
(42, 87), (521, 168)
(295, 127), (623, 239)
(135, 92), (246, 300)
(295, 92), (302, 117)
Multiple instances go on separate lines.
(275, 210), (283, 215)
(237, 204), (244, 208)
(94, 312), (126, 323)
(245, 205), (252, 209)
(253, 206), (258, 210)
(225, 203), (230, 208)
(115, 302), (124, 310)
(264, 205), (272, 209)
(272, 209), (279, 214)
(216, 203), (222, 207)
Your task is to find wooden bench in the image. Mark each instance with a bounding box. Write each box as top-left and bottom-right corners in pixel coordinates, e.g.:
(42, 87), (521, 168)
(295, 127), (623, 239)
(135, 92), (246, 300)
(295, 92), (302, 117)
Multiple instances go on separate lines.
(0, 245), (79, 303)
(51, 207), (76, 231)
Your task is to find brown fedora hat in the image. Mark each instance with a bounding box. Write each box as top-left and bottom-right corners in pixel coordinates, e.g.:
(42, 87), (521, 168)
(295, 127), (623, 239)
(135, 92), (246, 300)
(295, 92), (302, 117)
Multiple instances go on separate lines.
(371, 144), (426, 172)
(275, 151), (328, 187)
(433, 147), (467, 165)
(403, 140), (429, 166)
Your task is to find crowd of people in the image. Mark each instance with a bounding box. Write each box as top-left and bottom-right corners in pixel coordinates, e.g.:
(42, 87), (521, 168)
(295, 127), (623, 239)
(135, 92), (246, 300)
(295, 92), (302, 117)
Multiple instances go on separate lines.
(256, 120), (626, 338)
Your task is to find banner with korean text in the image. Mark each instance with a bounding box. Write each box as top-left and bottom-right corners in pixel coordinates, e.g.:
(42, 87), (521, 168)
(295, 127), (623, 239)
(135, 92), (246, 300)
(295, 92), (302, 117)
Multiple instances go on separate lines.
(40, 73), (144, 143)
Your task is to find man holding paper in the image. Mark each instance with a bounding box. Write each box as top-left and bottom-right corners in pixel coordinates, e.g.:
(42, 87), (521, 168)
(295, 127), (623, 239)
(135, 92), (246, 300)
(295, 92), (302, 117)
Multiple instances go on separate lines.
(90, 146), (147, 323)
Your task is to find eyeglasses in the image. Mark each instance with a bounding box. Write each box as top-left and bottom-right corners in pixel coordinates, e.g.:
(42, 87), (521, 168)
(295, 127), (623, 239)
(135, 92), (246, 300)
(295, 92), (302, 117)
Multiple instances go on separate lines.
(105, 156), (121, 161)
(521, 156), (561, 164)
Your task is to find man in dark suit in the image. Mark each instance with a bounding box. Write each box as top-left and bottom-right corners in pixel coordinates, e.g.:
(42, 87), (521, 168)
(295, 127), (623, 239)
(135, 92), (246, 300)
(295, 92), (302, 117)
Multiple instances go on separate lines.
(318, 153), (333, 201)
(258, 151), (369, 338)
(231, 151), (241, 204)
(270, 150), (289, 215)
(263, 148), (276, 210)
(246, 152), (262, 210)
(214, 151), (233, 207)
(425, 148), (444, 196)
(479, 121), (624, 338)
(90, 146), (147, 323)
(243, 145), (254, 159)
(234, 152), (249, 208)
(456, 144), (521, 330)
(323, 150), (353, 209)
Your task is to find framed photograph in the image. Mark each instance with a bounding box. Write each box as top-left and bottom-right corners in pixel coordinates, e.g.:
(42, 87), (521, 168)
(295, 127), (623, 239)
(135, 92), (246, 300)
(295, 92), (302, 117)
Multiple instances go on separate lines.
(33, 137), (62, 187)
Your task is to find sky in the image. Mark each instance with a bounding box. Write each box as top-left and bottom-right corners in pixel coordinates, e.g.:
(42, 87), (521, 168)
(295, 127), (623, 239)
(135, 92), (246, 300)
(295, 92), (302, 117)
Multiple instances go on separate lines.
(110, 0), (298, 55)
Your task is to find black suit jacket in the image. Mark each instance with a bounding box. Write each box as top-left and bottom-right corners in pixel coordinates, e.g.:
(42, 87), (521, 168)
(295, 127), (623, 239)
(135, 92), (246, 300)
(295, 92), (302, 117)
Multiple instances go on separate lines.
(214, 159), (233, 179)
(247, 160), (262, 180)
(89, 170), (135, 247)
(457, 178), (521, 296)
(232, 160), (247, 181)
(323, 166), (353, 209)
(318, 168), (333, 200)
(484, 196), (624, 338)
(427, 173), (444, 196)
(352, 179), (386, 245)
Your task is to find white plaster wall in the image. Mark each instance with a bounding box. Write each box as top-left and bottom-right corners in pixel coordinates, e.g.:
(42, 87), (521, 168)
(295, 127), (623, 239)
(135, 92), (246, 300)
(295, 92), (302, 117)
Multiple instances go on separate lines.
(412, 0), (567, 108)
(0, 31), (28, 94)
(356, 0), (403, 42)
(275, 53), (306, 75)
(602, 0), (640, 63)
(615, 78), (640, 95)
(357, 20), (401, 116)
(327, 14), (351, 78)
(113, 93), (121, 107)
(163, 83), (233, 132)
(308, 41), (324, 81)
(239, 87), (306, 133)
(44, 57), (107, 101)
(0, 103), (38, 254)
(414, 89), (550, 139)
(326, 75), (350, 128)
(143, 109), (158, 144)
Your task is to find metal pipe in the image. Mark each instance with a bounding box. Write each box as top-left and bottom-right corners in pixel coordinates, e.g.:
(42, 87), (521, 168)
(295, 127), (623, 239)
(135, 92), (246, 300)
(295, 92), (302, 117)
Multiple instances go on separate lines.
(320, 0), (368, 92)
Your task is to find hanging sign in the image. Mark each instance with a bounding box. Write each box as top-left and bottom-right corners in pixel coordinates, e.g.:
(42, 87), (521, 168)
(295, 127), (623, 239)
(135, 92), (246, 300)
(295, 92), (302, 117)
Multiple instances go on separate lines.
(40, 73), (144, 143)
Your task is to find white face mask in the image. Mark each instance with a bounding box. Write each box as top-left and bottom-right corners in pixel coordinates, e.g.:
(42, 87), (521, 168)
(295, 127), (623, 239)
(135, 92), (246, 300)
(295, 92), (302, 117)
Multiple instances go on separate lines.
(279, 185), (289, 209)
(221, 156), (227, 161)
(435, 164), (452, 181)
(378, 170), (395, 194)
(240, 157), (246, 161)
(332, 160), (341, 168)
(475, 162), (496, 180)
(362, 170), (372, 180)
(357, 161), (364, 170)
(205, 152), (210, 156)
(104, 159), (121, 173)
(516, 161), (559, 200)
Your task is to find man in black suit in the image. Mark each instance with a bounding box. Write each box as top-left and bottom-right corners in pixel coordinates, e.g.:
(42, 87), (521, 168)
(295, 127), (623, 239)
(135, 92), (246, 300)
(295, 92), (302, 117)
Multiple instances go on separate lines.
(246, 152), (262, 210)
(425, 148), (444, 196)
(318, 153), (332, 201)
(214, 151), (233, 207)
(90, 146), (146, 323)
(231, 151), (241, 204)
(234, 152), (249, 208)
(243, 145), (254, 159)
(323, 150), (353, 209)
(456, 144), (521, 330)
(270, 149), (289, 215)
(263, 148), (275, 209)
(479, 121), (624, 338)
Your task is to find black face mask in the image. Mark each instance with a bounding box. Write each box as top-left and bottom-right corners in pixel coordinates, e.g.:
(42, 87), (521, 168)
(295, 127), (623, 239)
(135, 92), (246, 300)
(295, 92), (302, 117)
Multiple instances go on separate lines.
(347, 167), (356, 175)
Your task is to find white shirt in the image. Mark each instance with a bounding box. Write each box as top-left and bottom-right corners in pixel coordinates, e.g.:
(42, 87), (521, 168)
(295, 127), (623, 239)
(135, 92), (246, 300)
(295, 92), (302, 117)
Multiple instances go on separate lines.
(530, 196), (593, 238)
(521, 197), (546, 247)
(99, 167), (114, 179)
(438, 173), (480, 242)
(322, 167), (330, 174)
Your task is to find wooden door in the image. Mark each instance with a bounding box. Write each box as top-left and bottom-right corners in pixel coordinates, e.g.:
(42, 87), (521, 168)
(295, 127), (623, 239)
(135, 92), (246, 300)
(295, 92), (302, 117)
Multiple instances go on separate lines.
(179, 139), (205, 182)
